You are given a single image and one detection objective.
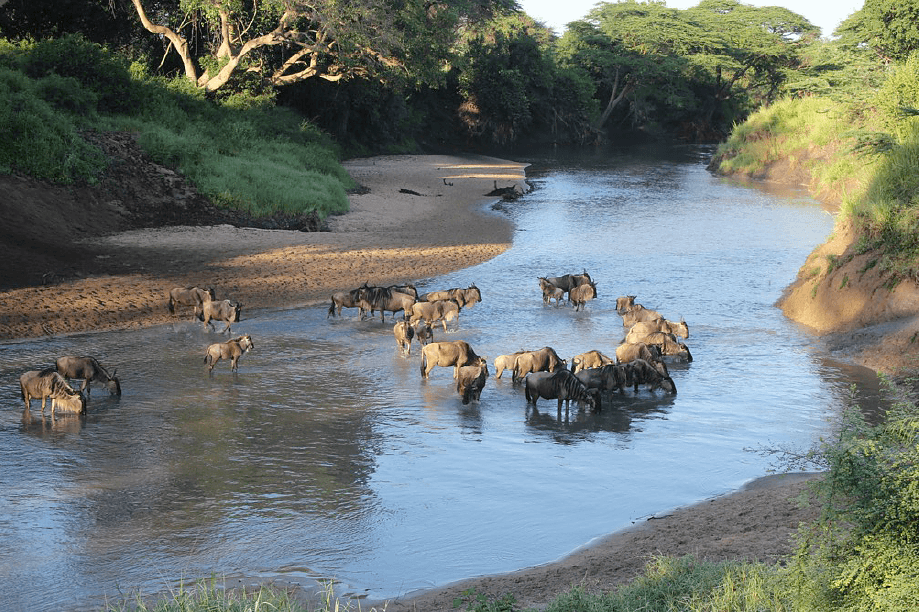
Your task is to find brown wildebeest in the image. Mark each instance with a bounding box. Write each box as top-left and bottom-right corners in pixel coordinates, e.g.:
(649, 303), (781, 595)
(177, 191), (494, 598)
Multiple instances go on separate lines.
(19, 368), (86, 416)
(494, 351), (527, 379)
(393, 320), (414, 355)
(629, 318), (689, 339)
(167, 286), (215, 315)
(512, 346), (567, 382)
(420, 285), (481, 308)
(616, 295), (636, 314)
(541, 283), (565, 306)
(625, 358), (677, 394)
(524, 369), (596, 411)
(456, 362), (488, 404)
(624, 329), (679, 346)
(55, 356), (121, 396)
(204, 335), (254, 372)
(198, 298), (242, 334)
(359, 285), (416, 322)
(409, 299), (460, 332)
(623, 330), (692, 362)
(620, 304), (663, 327)
(615, 342), (663, 367)
(420, 341), (486, 379)
(413, 321), (434, 347)
(570, 350), (615, 373)
(569, 281), (597, 311)
(328, 284), (368, 318)
(539, 270), (592, 301)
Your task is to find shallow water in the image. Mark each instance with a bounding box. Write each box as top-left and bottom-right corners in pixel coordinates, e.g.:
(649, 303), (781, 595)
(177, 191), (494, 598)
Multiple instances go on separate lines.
(0, 145), (882, 611)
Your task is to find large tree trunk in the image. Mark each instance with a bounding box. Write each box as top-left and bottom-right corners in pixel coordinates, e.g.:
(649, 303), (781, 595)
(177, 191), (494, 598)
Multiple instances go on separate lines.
(594, 67), (634, 130)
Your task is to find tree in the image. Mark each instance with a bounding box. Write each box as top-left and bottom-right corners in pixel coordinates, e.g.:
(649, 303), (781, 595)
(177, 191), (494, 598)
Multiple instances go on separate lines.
(128, 0), (509, 93)
(837, 0), (919, 63)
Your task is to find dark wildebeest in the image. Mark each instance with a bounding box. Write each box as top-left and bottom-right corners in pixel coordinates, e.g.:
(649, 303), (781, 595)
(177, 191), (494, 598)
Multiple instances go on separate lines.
(409, 299), (460, 332)
(198, 298), (242, 334)
(629, 318), (689, 339)
(570, 350), (615, 374)
(328, 284), (368, 318)
(494, 351), (527, 379)
(204, 334), (254, 372)
(420, 341), (486, 379)
(393, 320), (414, 355)
(167, 286), (215, 315)
(19, 368), (86, 416)
(524, 369), (597, 411)
(574, 364), (634, 409)
(569, 281), (597, 311)
(625, 358), (677, 394)
(456, 362), (488, 404)
(539, 270), (592, 301)
(55, 356), (121, 396)
(420, 285), (481, 308)
(512, 346), (567, 383)
(359, 285), (416, 322)
(414, 321), (434, 346)
(616, 295), (637, 315)
(620, 304), (663, 327)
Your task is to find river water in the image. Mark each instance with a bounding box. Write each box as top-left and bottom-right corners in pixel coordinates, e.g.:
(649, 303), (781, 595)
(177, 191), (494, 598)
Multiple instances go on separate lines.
(0, 145), (882, 611)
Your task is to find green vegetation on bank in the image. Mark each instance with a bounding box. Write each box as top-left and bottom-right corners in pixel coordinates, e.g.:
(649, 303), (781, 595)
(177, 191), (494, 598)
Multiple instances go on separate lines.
(0, 35), (353, 219)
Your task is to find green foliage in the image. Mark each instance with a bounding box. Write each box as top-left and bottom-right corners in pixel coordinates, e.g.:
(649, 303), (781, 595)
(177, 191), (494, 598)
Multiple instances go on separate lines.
(0, 35), (353, 218)
(854, 0), (919, 62)
(453, 588), (519, 612)
(874, 52), (919, 136)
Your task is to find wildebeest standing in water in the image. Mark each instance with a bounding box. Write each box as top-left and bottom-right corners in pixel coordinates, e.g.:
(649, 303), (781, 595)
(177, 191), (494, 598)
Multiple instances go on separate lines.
(167, 286), (215, 316)
(198, 298), (242, 334)
(393, 320), (414, 355)
(626, 358), (677, 394)
(512, 346), (567, 383)
(539, 270), (592, 302)
(19, 368), (86, 417)
(524, 369), (596, 412)
(420, 285), (481, 308)
(616, 295), (636, 314)
(570, 350), (615, 374)
(420, 341), (486, 379)
(456, 362), (488, 404)
(569, 281), (597, 311)
(413, 321), (434, 347)
(204, 335), (254, 372)
(328, 284), (368, 319)
(493, 351), (527, 379)
(359, 285), (416, 322)
(55, 356), (121, 396)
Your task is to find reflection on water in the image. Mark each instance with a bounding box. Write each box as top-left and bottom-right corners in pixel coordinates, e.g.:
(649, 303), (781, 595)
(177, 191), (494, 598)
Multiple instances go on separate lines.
(0, 144), (888, 611)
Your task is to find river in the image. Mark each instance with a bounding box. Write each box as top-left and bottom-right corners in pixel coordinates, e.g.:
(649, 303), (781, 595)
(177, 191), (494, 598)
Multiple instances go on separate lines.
(0, 144), (882, 611)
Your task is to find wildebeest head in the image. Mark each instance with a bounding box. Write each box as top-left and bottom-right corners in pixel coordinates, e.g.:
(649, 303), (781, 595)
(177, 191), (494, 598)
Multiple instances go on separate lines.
(107, 370), (122, 396)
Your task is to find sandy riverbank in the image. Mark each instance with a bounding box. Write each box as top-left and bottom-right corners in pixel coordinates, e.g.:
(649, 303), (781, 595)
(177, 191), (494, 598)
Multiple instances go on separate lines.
(2, 153), (827, 611)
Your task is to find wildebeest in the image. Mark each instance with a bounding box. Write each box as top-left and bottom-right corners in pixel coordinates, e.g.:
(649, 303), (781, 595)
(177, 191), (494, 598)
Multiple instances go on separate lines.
(204, 335), (254, 372)
(420, 285), (481, 308)
(570, 350), (615, 374)
(512, 346), (567, 382)
(409, 299), (460, 332)
(19, 368), (86, 416)
(55, 356), (121, 396)
(616, 295), (636, 314)
(198, 298), (242, 333)
(623, 329), (679, 346)
(359, 285), (416, 322)
(620, 304), (663, 327)
(456, 362), (488, 404)
(541, 283), (565, 306)
(625, 358), (677, 394)
(420, 341), (486, 379)
(167, 286), (215, 315)
(393, 320), (414, 355)
(615, 342), (663, 366)
(414, 321), (434, 346)
(569, 281), (597, 311)
(629, 317), (689, 339)
(328, 284), (368, 318)
(524, 369), (597, 411)
(623, 330), (693, 362)
(494, 351), (527, 379)
(538, 270), (592, 301)
(574, 364), (634, 408)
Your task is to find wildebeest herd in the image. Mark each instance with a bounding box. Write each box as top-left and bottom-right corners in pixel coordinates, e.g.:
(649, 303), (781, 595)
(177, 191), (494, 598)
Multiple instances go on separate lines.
(17, 285), (252, 419)
(330, 270), (693, 410)
(16, 271), (693, 420)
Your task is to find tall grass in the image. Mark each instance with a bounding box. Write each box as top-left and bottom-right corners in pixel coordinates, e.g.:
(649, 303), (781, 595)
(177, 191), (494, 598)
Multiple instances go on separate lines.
(0, 35), (353, 219)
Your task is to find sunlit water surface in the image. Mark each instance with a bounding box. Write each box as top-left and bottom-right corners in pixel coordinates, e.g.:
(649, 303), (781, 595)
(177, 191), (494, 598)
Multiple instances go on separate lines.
(0, 145), (882, 611)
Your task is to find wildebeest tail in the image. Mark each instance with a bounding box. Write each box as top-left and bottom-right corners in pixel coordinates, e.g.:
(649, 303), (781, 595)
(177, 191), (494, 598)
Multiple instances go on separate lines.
(420, 351), (427, 377)
(327, 300), (336, 317)
(167, 297), (175, 314)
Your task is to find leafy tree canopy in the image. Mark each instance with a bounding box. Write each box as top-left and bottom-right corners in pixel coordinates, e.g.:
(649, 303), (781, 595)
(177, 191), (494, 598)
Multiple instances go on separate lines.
(837, 0), (919, 63)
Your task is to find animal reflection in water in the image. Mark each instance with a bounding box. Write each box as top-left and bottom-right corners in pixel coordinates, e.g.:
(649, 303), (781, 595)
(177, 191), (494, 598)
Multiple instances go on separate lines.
(205, 335), (254, 372)
(56, 356), (121, 396)
(19, 368), (86, 417)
